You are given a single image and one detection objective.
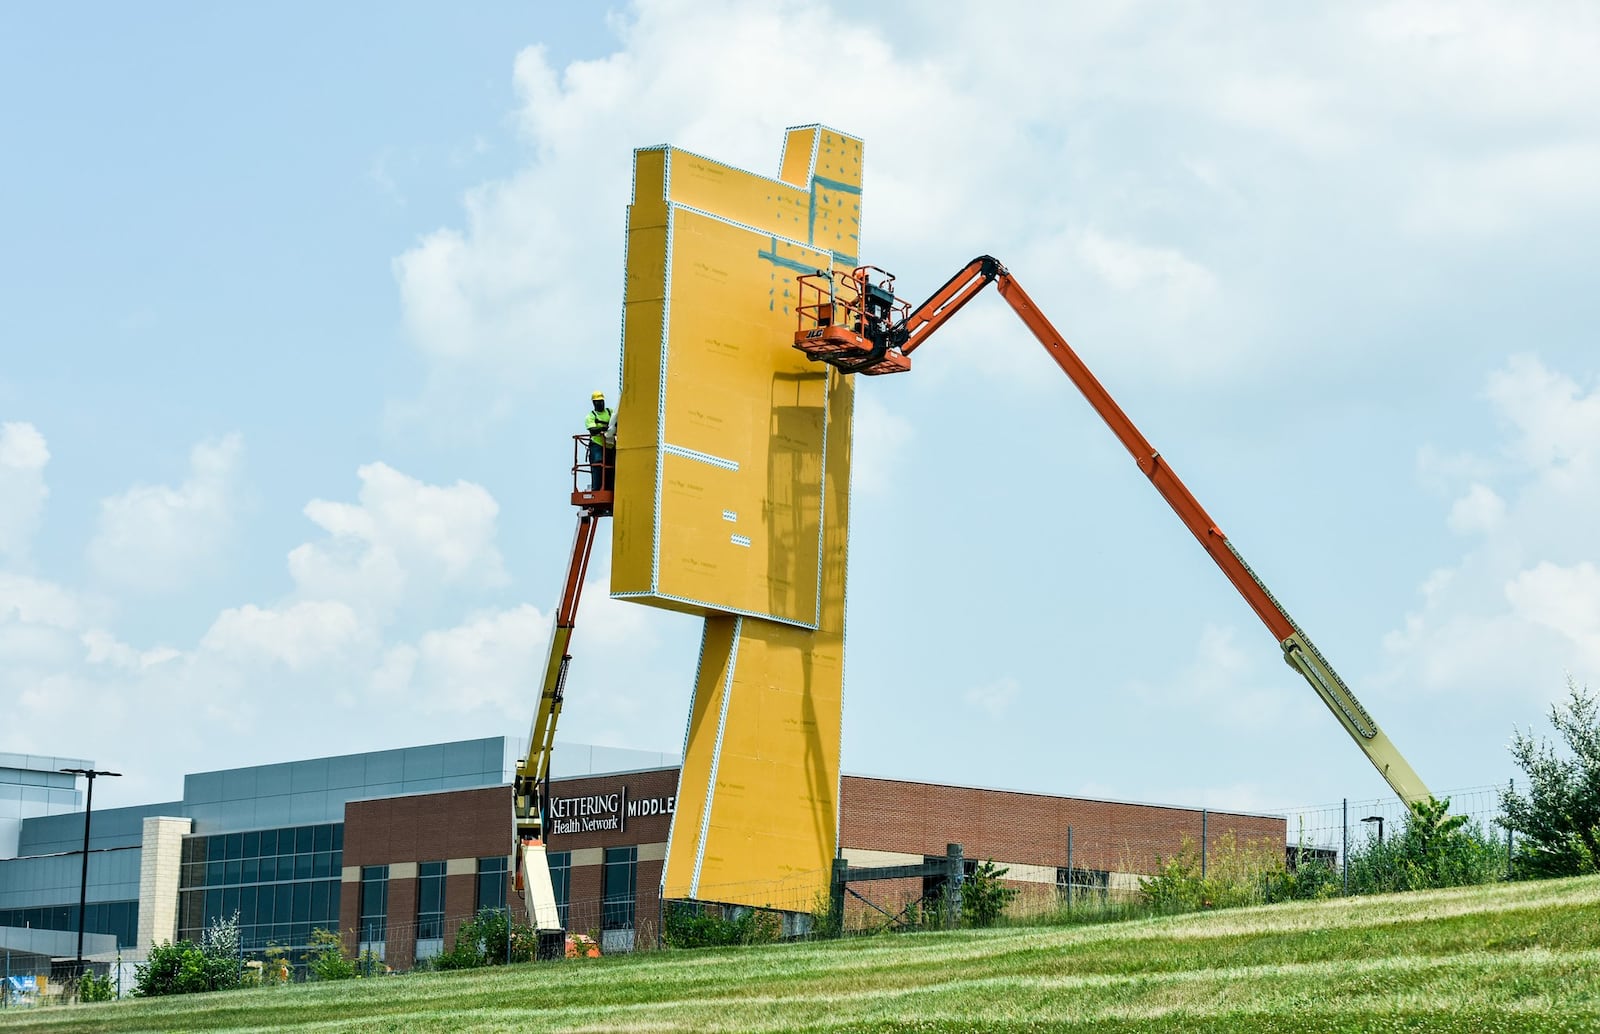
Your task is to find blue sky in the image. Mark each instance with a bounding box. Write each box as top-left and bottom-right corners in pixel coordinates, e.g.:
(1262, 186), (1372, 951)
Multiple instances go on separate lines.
(3, 1), (1598, 819)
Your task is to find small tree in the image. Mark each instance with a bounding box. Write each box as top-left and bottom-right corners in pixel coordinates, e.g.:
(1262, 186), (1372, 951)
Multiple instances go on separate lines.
(962, 859), (1019, 928)
(261, 943), (291, 986)
(1344, 798), (1501, 894)
(307, 929), (356, 981)
(1500, 679), (1600, 878)
(133, 912), (243, 997)
(78, 970), (115, 1002)
(432, 909), (538, 969)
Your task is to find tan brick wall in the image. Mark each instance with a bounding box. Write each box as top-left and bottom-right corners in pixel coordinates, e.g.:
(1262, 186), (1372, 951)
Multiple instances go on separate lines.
(137, 816), (191, 952)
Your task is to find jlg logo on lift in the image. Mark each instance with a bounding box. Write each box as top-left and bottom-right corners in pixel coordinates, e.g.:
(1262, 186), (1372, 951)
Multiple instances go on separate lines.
(804, 328), (828, 339)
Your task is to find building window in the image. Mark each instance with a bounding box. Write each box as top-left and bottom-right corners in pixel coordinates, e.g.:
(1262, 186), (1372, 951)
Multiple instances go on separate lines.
(548, 851), (571, 928)
(601, 847), (636, 931)
(1056, 866), (1110, 904)
(359, 864), (389, 956)
(477, 856), (508, 914)
(416, 861), (446, 960)
(176, 823), (342, 956)
(600, 847), (636, 953)
(0, 902), (138, 950)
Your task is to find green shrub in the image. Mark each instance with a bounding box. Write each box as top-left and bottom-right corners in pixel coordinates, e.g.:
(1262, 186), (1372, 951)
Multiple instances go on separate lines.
(665, 903), (782, 947)
(1346, 798), (1502, 894)
(78, 970), (115, 1002)
(432, 909), (538, 969)
(1264, 850), (1340, 903)
(306, 928), (356, 981)
(1140, 833), (1286, 913)
(1501, 680), (1600, 879)
(808, 892), (842, 940)
(961, 859), (1019, 928)
(134, 911), (243, 996)
(260, 943), (291, 986)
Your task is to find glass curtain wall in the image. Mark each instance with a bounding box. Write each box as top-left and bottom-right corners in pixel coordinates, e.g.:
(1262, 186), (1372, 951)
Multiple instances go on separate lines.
(415, 861), (446, 960)
(177, 824), (342, 959)
(601, 846), (636, 952)
(359, 865), (389, 959)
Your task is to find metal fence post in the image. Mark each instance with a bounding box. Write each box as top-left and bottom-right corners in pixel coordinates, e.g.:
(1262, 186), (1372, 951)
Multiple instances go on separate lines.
(1341, 798), (1349, 896)
(1201, 809), (1208, 880)
(829, 856), (847, 938)
(1066, 827), (1074, 914)
(1505, 778), (1514, 878)
(945, 844), (964, 929)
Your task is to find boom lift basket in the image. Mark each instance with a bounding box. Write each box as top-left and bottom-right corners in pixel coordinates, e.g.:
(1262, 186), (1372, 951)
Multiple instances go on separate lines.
(571, 433), (614, 513)
(793, 266), (912, 375)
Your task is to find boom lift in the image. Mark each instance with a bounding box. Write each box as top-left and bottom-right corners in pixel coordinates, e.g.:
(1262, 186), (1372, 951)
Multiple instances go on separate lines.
(511, 436), (613, 959)
(794, 256), (1430, 802)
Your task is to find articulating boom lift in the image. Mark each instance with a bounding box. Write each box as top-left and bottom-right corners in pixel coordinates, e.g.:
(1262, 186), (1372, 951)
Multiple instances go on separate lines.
(511, 437), (613, 959)
(794, 257), (1430, 802)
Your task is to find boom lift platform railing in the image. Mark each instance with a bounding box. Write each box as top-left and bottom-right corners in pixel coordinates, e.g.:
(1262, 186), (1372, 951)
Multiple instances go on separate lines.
(511, 434), (614, 959)
(793, 257), (1430, 803)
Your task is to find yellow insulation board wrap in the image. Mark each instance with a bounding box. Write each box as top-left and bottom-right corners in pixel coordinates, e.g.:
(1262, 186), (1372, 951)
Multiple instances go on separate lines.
(613, 125), (860, 907)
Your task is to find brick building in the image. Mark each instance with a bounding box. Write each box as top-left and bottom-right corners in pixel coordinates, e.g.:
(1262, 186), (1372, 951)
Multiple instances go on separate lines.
(2, 738), (1284, 973)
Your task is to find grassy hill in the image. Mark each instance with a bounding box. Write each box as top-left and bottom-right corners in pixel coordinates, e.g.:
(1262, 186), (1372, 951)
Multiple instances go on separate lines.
(7, 875), (1598, 1033)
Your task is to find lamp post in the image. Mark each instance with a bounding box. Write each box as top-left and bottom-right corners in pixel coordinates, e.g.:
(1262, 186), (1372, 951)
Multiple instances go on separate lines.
(1361, 815), (1384, 845)
(60, 768), (120, 978)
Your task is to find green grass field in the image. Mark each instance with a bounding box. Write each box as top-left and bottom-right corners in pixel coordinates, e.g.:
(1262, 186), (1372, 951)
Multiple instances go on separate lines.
(7, 875), (1598, 1033)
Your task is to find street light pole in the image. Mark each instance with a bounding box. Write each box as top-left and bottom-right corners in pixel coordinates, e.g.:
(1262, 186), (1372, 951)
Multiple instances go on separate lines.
(60, 768), (121, 978)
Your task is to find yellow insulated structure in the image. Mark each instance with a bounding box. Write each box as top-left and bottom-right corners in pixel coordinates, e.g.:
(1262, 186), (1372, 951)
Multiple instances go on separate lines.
(612, 125), (860, 908)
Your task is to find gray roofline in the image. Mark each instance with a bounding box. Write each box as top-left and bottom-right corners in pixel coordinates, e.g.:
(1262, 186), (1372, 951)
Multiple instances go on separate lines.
(0, 752), (94, 772)
(181, 735), (506, 781)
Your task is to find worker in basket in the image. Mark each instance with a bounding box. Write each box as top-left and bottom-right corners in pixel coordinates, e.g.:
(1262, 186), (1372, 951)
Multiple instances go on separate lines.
(585, 391), (613, 490)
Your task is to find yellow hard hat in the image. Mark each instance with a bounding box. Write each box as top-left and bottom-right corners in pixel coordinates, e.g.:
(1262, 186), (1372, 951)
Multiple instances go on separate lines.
(592, 390), (606, 401)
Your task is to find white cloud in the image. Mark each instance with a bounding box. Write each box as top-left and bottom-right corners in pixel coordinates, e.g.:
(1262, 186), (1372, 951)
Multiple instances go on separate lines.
(0, 422), (49, 560)
(1129, 623), (1321, 733)
(87, 434), (242, 592)
(201, 600), (370, 672)
(388, 0), (1595, 422)
(850, 394), (914, 498)
(963, 676), (1019, 720)
(0, 457), (542, 791)
(1446, 483), (1506, 535)
(81, 628), (180, 670)
(0, 571), (82, 629)
(1384, 355), (1600, 697)
(1077, 229), (1218, 302)
(288, 461), (506, 613)
(383, 604), (549, 714)
(1505, 562), (1600, 673)
(1484, 354), (1600, 470)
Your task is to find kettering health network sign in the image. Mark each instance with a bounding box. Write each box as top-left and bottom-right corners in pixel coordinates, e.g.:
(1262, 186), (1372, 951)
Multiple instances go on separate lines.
(549, 783), (675, 836)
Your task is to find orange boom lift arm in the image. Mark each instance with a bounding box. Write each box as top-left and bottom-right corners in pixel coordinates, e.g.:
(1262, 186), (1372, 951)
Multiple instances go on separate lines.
(793, 256), (1429, 802)
(511, 437), (614, 957)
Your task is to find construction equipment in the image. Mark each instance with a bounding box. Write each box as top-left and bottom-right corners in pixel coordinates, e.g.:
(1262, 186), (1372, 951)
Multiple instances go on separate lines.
(511, 435), (613, 959)
(793, 256), (1431, 802)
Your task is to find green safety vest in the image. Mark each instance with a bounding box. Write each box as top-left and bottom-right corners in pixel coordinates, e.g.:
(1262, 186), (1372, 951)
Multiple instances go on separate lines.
(586, 408), (612, 445)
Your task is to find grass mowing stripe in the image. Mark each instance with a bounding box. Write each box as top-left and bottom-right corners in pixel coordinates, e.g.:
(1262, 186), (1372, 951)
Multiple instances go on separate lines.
(5, 876), (1596, 1033)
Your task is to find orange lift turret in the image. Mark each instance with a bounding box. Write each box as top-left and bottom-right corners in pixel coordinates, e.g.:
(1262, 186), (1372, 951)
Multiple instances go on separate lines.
(794, 257), (1430, 802)
(511, 436), (614, 959)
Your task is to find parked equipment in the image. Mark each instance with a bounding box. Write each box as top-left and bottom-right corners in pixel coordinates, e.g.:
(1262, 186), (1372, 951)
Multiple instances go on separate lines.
(794, 256), (1430, 802)
(511, 436), (613, 958)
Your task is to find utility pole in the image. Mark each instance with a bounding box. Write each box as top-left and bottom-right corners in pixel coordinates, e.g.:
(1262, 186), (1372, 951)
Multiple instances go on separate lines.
(59, 768), (121, 980)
